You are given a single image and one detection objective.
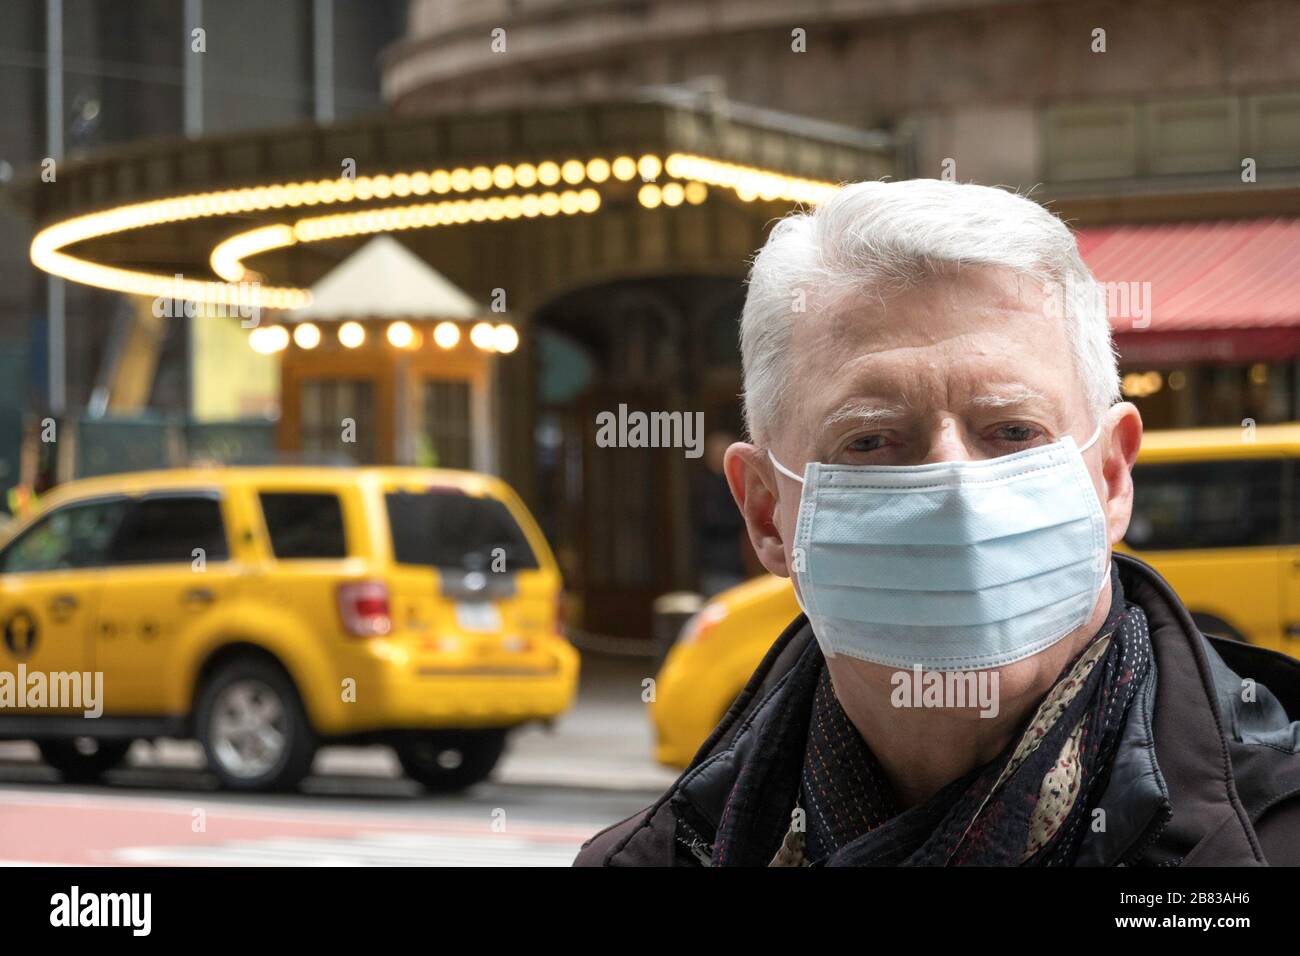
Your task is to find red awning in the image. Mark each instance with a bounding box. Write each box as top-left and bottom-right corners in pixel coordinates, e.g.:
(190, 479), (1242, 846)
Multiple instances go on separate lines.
(1076, 219), (1300, 332)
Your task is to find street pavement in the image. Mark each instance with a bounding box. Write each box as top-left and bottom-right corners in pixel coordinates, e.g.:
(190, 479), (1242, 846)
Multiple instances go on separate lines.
(0, 655), (679, 866)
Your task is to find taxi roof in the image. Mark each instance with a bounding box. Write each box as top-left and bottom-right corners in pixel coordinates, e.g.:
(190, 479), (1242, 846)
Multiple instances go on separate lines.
(1138, 423), (1300, 460)
(34, 465), (513, 509)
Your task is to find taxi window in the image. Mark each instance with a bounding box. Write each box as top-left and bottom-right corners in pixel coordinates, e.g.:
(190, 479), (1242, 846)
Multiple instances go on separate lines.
(110, 494), (230, 565)
(0, 498), (129, 572)
(1126, 459), (1285, 551)
(385, 490), (538, 571)
(259, 492), (347, 558)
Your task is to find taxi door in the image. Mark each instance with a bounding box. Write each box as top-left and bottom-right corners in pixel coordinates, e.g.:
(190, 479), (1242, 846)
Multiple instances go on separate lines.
(91, 491), (241, 715)
(0, 497), (127, 715)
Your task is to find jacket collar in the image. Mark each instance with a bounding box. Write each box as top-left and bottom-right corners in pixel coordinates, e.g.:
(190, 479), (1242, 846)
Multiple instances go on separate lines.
(1105, 555), (1264, 865)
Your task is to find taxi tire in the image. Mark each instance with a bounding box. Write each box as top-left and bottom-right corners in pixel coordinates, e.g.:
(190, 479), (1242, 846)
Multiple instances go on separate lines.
(195, 658), (316, 793)
(37, 738), (132, 783)
(395, 729), (508, 793)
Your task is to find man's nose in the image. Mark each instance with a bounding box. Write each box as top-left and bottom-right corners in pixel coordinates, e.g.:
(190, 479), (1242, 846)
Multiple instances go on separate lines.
(919, 419), (976, 464)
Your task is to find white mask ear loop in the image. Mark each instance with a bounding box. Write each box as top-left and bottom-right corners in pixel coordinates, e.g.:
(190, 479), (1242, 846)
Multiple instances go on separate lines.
(1078, 423), (1103, 454)
(767, 450), (805, 484)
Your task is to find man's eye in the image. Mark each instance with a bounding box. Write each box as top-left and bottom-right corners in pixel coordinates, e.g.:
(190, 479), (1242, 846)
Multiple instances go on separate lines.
(847, 435), (888, 453)
(995, 424), (1040, 443)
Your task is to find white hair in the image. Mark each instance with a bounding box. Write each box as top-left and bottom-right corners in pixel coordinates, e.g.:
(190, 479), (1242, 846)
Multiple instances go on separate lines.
(739, 178), (1120, 444)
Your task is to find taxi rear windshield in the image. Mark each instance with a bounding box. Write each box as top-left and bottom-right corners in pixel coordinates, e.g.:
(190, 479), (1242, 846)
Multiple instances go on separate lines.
(385, 490), (539, 571)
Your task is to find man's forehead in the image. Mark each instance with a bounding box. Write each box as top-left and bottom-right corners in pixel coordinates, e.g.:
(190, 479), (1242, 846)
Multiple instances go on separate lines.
(792, 267), (1068, 367)
(786, 268), (1079, 428)
(805, 267), (1057, 340)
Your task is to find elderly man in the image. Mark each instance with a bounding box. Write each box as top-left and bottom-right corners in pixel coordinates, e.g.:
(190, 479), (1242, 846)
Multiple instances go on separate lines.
(575, 178), (1300, 867)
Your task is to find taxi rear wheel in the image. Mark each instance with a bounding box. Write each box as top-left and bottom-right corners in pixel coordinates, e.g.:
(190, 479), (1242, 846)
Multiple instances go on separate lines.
(196, 658), (316, 792)
(395, 729), (508, 792)
(37, 737), (132, 783)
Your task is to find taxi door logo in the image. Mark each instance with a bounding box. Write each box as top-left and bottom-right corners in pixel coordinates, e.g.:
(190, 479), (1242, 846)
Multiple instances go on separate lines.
(3, 610), (38, 658)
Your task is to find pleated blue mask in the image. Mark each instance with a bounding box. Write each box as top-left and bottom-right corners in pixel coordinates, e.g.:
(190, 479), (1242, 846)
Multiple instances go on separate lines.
(768, 426), (1109, 671)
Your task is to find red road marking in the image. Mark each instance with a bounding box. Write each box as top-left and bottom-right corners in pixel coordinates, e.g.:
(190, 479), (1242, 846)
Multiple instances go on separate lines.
(0, 790), (596, 866)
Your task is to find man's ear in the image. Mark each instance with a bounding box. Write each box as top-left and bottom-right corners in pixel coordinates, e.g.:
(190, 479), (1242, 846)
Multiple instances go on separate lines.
(1100, 402), (1143, 546)
(723, 441), (792, 577)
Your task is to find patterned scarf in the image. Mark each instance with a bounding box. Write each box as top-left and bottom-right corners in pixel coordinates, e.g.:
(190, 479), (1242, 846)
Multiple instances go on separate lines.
(742, 565), (1153, 867)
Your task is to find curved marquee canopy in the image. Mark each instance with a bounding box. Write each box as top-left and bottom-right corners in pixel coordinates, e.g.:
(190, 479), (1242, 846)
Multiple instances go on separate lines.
(20, 94), (896, 311)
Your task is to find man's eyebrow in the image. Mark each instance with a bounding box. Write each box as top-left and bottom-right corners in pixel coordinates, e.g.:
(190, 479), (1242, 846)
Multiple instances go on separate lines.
(968, 385), (1052, 410)
(822, 399), (908, 428)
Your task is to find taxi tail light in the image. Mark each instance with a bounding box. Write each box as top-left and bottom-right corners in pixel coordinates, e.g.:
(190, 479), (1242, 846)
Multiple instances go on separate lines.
(338, 581), (392, 637)
(680, 604), (727, 646)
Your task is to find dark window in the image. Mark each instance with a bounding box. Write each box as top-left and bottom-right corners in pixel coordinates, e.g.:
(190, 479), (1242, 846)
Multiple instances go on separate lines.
(1126, 460), (1285, 551)
(385, 490), (538, 571)
(422, 380), (473, 469)
(299, 379), (376, 464)
(0, 498), (129, 573)
(260, 493), (347, 559)
(110, 495), (230, 565)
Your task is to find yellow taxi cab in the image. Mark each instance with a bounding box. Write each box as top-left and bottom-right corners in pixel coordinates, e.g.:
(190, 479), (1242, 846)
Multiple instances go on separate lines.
(0, 466), (578, 792)
(650, 423), (1300, 768)
(651, 573), (800, 768)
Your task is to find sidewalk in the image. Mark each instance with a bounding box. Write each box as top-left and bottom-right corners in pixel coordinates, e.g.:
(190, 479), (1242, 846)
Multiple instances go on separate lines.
(0, 652), (680, 794)
(501, 652), (679, 791)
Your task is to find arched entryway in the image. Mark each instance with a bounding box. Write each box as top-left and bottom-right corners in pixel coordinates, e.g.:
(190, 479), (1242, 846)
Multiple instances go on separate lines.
(532, 274), (756, 643)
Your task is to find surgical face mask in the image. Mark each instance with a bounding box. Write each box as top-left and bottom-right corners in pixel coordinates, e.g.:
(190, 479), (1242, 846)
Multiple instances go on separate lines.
(768, 426), (1109, 671)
